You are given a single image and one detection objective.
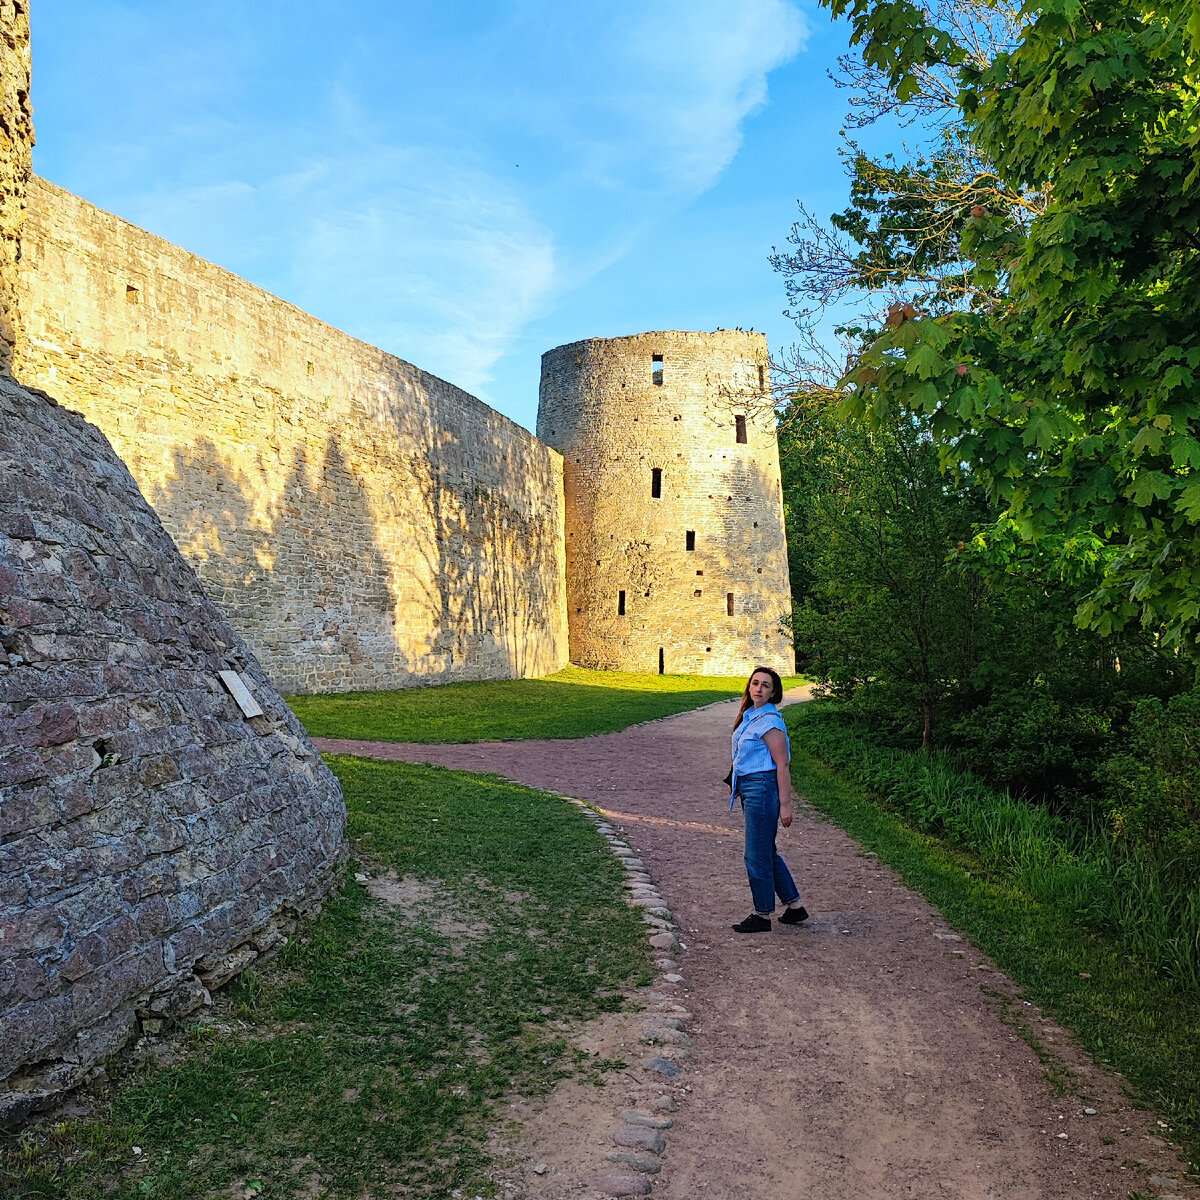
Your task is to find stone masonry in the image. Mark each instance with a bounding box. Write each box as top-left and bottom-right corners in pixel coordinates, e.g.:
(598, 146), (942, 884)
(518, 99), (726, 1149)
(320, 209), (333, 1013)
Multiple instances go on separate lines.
(538, 331), (793, 676)
(0, 1), (32, 373)
(0, 374), (347, 1123)
(16, 179), (569, 695)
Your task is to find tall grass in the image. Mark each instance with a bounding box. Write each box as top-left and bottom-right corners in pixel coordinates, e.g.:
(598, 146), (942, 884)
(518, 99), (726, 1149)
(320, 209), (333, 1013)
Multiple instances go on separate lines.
(787, 702), (1200, 993)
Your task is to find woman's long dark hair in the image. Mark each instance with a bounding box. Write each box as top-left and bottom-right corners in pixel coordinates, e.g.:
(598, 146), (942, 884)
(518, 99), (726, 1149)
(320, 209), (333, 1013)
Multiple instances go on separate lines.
(733, 666), (783, 730)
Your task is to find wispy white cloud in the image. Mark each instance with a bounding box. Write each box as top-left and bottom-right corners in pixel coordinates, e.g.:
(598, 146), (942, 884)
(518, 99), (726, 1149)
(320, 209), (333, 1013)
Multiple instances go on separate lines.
(33, 0), (808, 410)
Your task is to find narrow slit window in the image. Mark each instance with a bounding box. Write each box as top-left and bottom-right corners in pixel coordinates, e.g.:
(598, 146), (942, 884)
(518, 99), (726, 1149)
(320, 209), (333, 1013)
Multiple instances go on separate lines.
(652, 354), (664, 386)
(617, 590), (626, 616)
(658, 647), (665, 675)
(735, 415), (747, 444)
(126, 284), (140, 304)
(758, 364), (765, 390)
(651, 468), (662, 498)
(685, 530), (696, 551)
(726, 592), (735, 616)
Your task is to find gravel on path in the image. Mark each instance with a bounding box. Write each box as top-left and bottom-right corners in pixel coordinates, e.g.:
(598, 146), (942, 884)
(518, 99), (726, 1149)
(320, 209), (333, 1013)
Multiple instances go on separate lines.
(313, 691), (1197, 1200)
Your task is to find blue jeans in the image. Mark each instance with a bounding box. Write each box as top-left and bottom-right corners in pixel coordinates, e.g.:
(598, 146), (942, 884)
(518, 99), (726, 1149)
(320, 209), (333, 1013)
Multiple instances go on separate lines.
(738, 770), (801, 916)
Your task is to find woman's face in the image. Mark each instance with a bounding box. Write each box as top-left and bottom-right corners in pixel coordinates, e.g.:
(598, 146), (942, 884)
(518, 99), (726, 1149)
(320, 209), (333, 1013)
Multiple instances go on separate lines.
(748, 671), (774, 707)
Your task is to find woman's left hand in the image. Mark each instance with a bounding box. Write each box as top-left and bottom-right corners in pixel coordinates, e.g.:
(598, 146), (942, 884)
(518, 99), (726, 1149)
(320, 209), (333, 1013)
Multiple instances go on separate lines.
(780, 798), (794, 828)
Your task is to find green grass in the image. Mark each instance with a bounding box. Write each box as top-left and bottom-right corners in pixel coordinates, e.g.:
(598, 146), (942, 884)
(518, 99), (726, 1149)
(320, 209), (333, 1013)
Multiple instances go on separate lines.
(1, 757), (651, 1200)
(788, 703), (1200, 993)
(786, 725), (1200, 1174)
(287, 666), (800, 743)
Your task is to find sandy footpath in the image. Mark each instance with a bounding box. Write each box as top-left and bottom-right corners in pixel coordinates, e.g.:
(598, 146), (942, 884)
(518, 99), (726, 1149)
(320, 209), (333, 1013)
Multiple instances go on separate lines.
(313, 691), (1197, 1200)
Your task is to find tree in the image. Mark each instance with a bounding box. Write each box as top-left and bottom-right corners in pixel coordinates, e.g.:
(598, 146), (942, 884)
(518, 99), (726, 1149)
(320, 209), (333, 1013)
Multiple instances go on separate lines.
(822, 0), (1200, 653)
(784, 393), (991, 748)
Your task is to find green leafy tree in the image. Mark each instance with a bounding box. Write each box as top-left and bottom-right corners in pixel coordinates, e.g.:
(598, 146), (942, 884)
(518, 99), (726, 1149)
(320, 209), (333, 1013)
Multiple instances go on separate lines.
(824, 0), (1200, 652)
(785, 395), (991, 748)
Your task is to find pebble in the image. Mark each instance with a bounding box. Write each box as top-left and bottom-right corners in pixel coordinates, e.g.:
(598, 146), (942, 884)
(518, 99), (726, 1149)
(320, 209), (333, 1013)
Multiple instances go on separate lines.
(606, 1151), (662, 1174)
(613, 1125), (667, 1154)
(592, 1170), (651, 1197)
(663, 973), (684, 983)
(1083, 1107), (1097, 1115)
(533, 1163), (548, 1176)
(620, 1108), (673, 1129)
(645, 1027), (693, 1048)
(643, 1056), (680, 1077)
(652, 1095), (678, 1112)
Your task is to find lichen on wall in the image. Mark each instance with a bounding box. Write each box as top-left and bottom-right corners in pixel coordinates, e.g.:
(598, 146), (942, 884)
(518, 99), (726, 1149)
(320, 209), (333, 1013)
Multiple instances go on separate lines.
(0, 374), (347, 1123)
(15, 179), (569, 694)
(538, 330), (794, 677)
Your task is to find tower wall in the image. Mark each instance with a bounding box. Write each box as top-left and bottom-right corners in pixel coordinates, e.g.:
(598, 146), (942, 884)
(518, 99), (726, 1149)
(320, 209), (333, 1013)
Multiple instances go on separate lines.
(538, 331), (794, 677)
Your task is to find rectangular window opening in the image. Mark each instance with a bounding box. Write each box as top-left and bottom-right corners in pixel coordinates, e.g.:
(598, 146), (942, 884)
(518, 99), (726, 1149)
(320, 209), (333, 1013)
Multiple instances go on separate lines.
(652, 353), (664, 387)
(126, 284), (140, 304)
(618, 590), (626, 616)
(685, 530), (696, 551)
(758, 364), (765, 390)
(726, 592), (735, 616)
(735, 415), (747, 444)
(658, 647), (665, 675)
(651, 467), (662, 498)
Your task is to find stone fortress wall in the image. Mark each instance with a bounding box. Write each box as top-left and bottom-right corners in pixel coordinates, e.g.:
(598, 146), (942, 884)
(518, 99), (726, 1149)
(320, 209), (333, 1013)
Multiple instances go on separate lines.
(15, 178), (570, 695)
(538, 331), (793, 676)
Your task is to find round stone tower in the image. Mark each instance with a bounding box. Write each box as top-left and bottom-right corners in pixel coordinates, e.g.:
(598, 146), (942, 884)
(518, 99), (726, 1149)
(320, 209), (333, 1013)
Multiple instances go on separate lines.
(538, 330), (793, 676)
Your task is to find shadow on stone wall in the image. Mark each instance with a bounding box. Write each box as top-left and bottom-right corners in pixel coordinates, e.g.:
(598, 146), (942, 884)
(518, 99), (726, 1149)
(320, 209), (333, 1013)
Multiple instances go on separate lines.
(143, 413), (562, 693)
(144, 435), (397, 694)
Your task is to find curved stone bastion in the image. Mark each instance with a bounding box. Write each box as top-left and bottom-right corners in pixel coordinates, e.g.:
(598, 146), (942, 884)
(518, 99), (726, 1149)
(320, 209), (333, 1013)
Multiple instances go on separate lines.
(0, 375), (347, 1124)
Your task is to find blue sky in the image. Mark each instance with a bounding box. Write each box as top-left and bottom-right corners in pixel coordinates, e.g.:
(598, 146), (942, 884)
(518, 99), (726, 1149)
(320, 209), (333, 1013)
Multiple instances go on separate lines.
(31, 0), (858, 432)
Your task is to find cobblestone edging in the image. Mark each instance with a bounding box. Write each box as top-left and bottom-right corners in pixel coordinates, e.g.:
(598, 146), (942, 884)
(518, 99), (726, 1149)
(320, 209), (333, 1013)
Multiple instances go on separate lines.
(567, 800), (693, 1198)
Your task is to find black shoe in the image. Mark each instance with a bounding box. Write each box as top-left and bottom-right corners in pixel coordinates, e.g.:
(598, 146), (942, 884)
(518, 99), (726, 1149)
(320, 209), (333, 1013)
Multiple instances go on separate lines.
(732, 914), (772, 933)
(779, 906), (809, 925)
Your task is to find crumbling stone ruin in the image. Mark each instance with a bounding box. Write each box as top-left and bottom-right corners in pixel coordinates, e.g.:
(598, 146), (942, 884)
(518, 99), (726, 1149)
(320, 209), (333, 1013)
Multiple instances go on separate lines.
(0, 2), (346, 1124)
(539, 331), (793, 675)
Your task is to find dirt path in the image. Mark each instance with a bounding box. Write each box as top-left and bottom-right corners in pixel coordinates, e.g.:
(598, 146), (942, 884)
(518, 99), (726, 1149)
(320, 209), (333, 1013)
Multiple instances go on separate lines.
(314, 692), (1196, 1200)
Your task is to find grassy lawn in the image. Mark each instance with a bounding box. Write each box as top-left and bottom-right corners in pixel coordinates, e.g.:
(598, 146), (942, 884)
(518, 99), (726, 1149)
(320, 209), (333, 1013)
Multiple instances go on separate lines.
(787, 743), (1200, 1174)
(1, 757), (651, 1200)
(287, 665), (801, 743)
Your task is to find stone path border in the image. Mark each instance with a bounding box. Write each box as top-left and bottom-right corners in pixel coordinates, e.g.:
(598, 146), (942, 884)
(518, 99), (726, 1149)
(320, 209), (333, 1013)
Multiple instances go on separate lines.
(573, 802), (688, 1197)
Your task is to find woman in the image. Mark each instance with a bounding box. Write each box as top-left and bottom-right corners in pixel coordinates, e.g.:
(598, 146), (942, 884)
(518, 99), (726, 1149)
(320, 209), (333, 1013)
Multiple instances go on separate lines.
(729, 666), (808, 932)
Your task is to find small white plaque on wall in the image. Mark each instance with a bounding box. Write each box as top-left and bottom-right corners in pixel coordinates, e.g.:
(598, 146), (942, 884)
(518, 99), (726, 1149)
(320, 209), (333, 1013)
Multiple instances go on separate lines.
(218, 670), (264, 718)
